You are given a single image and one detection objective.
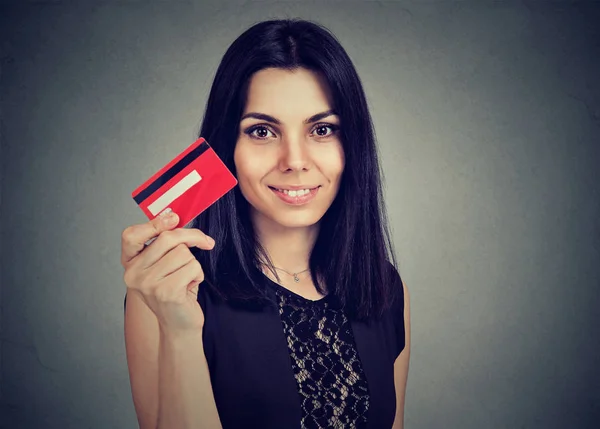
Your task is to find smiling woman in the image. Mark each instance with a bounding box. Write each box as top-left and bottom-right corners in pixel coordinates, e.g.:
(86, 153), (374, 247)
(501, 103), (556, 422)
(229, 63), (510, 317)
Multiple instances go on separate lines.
(235, 68), (345, 231)
(123, 18), (410, 429)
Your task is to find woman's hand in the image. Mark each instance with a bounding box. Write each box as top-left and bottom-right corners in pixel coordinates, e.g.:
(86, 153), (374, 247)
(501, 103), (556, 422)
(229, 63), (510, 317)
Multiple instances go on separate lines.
(121, 209), (215, 334)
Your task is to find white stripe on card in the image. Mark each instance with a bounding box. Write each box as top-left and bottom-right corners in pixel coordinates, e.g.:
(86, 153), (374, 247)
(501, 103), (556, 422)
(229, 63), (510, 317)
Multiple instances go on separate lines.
(148, 170), (202, 216)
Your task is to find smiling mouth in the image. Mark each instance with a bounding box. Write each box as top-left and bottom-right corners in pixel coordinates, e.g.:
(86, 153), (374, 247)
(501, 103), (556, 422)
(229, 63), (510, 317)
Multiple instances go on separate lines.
(268, 186), (321, 197)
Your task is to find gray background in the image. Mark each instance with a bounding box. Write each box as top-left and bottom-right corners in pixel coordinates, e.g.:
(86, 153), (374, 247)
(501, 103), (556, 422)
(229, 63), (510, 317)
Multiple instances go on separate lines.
(1, 0), (599, 428)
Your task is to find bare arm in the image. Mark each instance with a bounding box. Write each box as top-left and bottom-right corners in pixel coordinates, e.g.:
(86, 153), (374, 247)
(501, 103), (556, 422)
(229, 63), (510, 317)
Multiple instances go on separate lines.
(392, 279), (411, 429)
(124, 289), (160, 429)
(157, 324), (222, 429)
(124, 289), (222, 429)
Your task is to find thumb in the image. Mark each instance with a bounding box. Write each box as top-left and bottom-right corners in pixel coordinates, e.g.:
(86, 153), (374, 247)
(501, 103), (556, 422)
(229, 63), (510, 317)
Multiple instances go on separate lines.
(144, 208), (180, 246)
(122, 208), (181, 265)
(187, 280), (200, 297)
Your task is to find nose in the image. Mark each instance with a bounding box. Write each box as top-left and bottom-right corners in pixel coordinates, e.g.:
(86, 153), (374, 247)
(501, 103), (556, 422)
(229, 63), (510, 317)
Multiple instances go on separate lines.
(278, 134), (312, 172)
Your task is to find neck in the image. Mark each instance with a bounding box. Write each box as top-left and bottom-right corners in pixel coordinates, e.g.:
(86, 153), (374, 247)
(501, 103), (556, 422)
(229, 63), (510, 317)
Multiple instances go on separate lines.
(252, 211), (319, 273)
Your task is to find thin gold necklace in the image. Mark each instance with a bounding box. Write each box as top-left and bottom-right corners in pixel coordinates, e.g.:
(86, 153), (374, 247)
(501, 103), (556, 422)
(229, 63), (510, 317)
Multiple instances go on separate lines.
(270, 265), (310, 283)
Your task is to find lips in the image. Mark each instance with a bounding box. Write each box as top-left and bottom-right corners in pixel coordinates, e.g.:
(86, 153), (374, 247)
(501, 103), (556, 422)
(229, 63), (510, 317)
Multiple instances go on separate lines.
(268, 185), (320, 205)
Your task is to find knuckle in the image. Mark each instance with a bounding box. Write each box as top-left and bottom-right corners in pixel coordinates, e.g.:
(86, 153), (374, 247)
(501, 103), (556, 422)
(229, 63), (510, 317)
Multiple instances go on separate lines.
(149, 223), (160, 237)
(193, 258), (203, 271)
(121, 226), (135, 244)
(122, 269), (133, 287)
(123, 268), (143, 291)
(191, 259), (204, 277)
(175, 243), (190, 257)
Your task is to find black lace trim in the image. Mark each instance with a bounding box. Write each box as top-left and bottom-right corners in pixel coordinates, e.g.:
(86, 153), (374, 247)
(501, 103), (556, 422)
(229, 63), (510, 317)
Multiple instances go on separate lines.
(272, 282), (370, 428)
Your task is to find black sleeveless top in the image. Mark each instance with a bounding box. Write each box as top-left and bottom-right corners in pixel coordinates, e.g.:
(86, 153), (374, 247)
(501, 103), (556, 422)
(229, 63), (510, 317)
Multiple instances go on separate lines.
(124, 269), (405, 429)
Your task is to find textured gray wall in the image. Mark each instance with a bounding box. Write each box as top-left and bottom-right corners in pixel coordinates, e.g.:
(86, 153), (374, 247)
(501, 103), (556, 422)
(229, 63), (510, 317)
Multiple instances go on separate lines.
(1, 1), (599, 428)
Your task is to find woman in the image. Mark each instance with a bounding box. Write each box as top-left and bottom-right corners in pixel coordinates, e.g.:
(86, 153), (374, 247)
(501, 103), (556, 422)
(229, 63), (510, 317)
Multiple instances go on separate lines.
(122, 18), (410, 429)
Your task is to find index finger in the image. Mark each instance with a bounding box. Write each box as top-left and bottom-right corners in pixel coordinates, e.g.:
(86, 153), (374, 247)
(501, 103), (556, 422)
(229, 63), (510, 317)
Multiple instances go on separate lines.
(120, 210), (179, 266)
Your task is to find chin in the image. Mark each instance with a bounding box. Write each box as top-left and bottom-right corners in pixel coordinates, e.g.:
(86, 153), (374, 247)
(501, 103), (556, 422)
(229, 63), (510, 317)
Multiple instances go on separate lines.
(251, 206), (326, 230)
(272, 213), (323, 229)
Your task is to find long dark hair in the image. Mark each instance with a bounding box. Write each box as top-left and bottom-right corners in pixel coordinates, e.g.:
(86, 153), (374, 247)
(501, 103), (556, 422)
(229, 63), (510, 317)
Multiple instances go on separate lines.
(191, 18), (400, 321)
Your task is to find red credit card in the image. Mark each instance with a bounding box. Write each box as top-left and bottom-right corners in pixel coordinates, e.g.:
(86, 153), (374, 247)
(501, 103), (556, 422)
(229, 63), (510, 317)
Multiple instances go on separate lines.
(131, 137), (237, 228)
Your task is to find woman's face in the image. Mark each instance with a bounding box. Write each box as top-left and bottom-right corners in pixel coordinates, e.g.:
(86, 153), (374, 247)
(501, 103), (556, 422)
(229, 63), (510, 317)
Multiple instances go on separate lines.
(234, 67), (345, 231)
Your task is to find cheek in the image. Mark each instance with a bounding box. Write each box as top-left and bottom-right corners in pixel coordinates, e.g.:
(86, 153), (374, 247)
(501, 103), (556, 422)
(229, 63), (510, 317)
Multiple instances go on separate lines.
(323, 144), (345, 181)
(234, 143), (266, 189)
(337, 147), (346, 176)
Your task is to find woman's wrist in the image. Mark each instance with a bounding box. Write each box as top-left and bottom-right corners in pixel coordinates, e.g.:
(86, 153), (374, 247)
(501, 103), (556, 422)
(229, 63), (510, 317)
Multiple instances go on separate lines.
(159, 323), (204, 343)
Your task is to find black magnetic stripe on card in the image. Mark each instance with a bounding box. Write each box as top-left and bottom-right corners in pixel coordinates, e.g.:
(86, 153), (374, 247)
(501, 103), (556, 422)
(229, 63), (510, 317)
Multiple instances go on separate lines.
(133, 140), (210, 204)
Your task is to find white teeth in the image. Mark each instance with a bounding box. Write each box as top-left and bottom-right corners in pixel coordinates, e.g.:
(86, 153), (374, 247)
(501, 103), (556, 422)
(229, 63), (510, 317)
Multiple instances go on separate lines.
(276, 188), (311, 196)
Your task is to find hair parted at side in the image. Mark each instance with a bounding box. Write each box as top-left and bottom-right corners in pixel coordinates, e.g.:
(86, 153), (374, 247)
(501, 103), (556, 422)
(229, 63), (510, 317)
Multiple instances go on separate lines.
(191, 18), (401, 321)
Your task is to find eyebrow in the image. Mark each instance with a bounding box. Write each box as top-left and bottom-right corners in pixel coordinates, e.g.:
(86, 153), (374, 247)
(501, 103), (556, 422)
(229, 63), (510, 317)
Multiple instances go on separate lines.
(240, 109), (338, 125)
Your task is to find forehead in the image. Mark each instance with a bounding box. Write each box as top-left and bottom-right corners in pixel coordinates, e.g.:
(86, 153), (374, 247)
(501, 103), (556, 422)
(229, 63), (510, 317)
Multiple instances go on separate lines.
(243, 67), (335, 118)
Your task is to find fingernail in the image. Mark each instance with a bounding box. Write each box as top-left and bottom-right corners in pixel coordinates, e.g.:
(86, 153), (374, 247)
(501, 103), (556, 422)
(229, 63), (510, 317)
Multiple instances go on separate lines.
(158, 208), (177, 225)
(158, 208), (172, 218)
(206, 236), (215, 246)
(164, 214), (178, 225)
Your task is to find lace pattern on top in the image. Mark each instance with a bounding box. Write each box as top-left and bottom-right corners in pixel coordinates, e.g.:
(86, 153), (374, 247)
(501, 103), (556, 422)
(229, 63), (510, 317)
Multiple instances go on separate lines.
(273, 284), (370, 429)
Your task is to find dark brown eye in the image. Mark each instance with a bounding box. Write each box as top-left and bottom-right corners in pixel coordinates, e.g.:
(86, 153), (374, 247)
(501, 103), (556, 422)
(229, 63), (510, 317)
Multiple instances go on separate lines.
(313, 124), (339, 137)
(245, 125), (274, 139)
(255, 127), (268, 138)
(316, 126), (329, 136)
